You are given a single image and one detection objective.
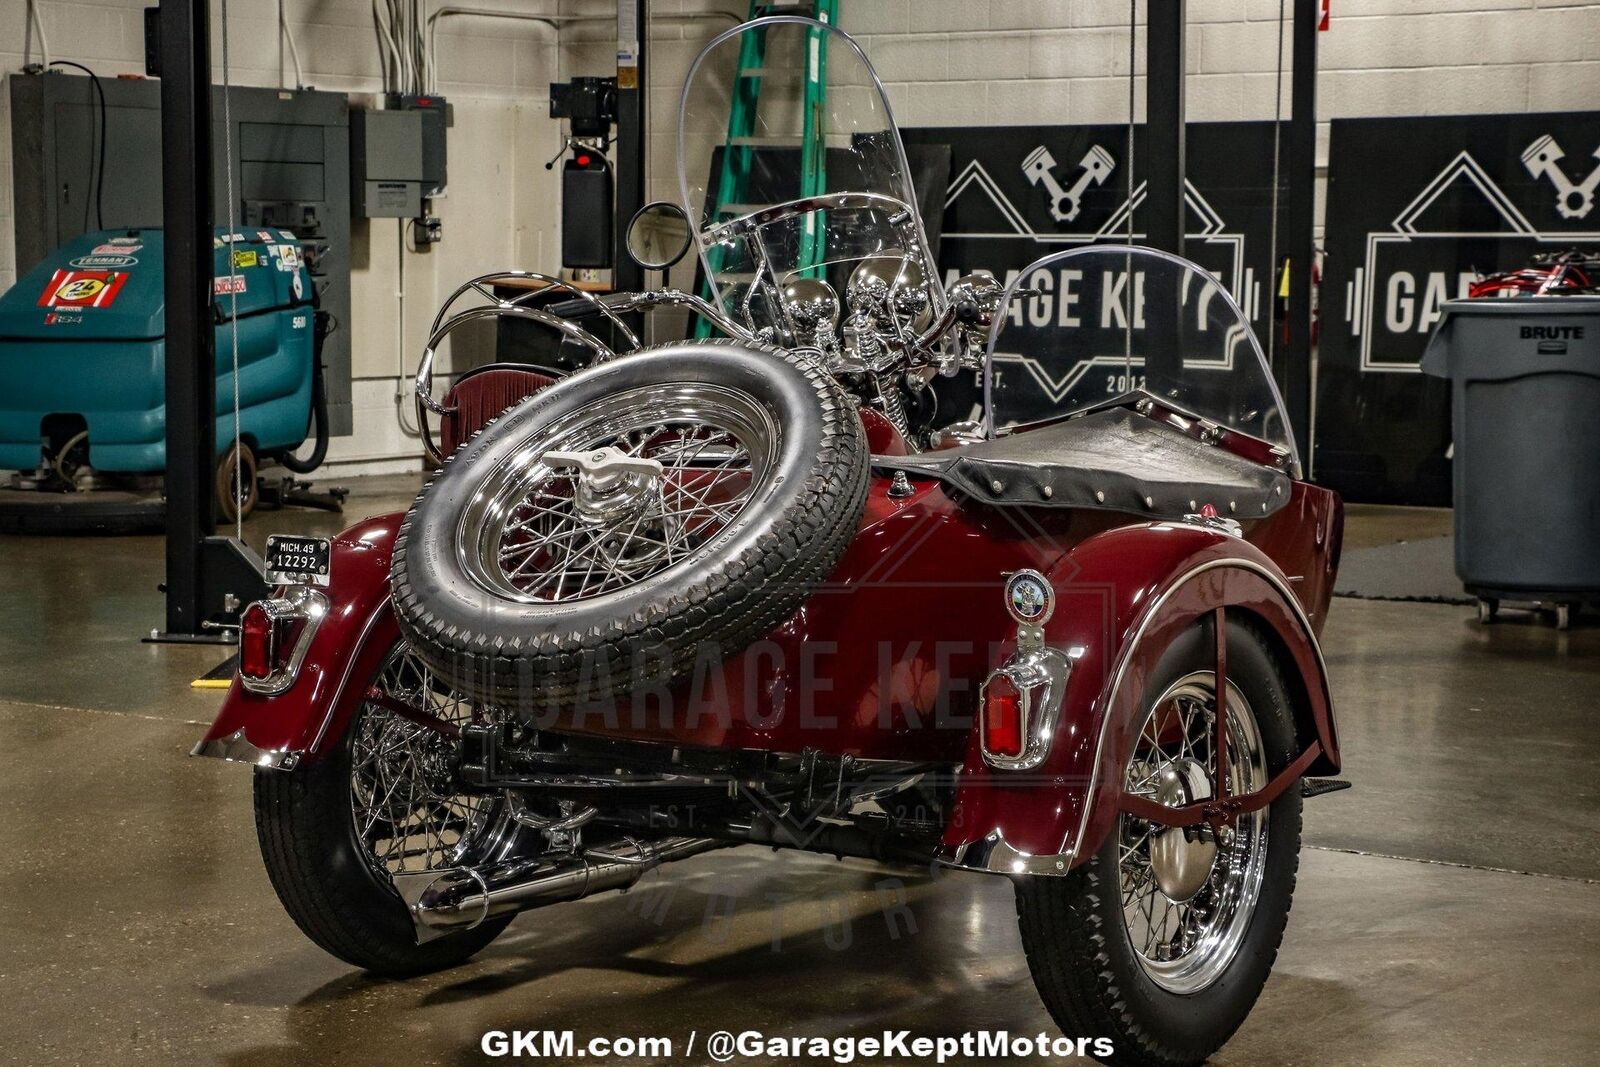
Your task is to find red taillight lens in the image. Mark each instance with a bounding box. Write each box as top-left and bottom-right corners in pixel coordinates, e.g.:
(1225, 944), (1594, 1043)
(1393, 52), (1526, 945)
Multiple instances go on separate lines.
(239, 603), (276, 680)
(984, 674), (1025, 759)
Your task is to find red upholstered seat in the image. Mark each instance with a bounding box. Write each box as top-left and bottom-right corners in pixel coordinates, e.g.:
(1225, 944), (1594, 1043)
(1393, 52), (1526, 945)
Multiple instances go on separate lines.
(439, 366), (559, 457)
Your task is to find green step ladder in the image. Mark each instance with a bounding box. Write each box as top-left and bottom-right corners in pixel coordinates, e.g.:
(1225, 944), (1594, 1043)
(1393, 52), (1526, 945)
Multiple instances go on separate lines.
(695, 0), (839, 337)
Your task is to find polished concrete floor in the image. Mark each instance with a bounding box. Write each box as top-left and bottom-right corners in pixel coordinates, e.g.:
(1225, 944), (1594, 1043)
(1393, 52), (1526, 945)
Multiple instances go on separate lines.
(1, 488), (1596, 1065)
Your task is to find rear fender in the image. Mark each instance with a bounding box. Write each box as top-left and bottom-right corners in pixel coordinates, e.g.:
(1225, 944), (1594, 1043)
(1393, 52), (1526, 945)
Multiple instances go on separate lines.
(191, 514), (403, 768)
(939, 521), (1337, 876)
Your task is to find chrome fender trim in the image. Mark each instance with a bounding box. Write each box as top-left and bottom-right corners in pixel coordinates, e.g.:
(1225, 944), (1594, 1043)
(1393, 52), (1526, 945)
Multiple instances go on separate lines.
(190, 728), (302, 771)
(938, 830), (1075, 877)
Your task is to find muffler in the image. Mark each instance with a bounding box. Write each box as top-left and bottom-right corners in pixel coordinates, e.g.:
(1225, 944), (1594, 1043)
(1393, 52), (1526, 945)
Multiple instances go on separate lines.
(390, 836), (722, 943)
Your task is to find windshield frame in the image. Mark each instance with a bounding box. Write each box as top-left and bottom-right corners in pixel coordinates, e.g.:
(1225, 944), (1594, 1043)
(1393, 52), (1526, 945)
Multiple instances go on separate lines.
(980, 243), (1302, 473)
(674, 15), (944, 332)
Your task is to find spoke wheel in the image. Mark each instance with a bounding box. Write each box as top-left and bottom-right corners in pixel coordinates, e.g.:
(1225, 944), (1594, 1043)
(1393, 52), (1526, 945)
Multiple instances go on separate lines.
(349, 646), (516, 876)
(457, 383), (777, 604)
(1014, 619), (1303, 1067)
(391, 342), (870, 707)
(254, 639), (525, 977)
(1118, 671), (1268, 995)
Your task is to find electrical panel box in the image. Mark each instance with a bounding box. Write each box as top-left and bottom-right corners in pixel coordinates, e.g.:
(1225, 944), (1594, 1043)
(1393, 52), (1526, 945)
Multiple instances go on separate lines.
(7, 74), (355, 436)
(351, 110), (424, 218)
(387, 94), (449, 197)
(350, 100), (449, 218)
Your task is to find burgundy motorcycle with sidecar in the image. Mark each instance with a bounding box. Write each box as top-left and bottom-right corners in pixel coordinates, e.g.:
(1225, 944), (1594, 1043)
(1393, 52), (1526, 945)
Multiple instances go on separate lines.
(195, 18), (1343, 1066)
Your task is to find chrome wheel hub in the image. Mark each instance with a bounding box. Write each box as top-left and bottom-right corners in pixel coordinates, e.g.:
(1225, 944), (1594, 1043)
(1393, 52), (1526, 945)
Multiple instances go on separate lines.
(457, 383), (778, 604)
(544, 446), (664, 524)
(1119, 672), (1269, 994)
(1146, 758), (1217, 902)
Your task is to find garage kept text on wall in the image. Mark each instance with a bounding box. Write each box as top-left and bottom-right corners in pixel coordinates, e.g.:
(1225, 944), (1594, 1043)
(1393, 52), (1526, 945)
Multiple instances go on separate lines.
(1318, 111), (1600, 505)
(902, 123), (1291, 431)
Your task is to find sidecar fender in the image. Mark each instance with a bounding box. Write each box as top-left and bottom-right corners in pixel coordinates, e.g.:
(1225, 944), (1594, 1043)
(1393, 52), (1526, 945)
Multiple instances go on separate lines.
(938, 521), (1338, 876)
(191, 514), (403, 769)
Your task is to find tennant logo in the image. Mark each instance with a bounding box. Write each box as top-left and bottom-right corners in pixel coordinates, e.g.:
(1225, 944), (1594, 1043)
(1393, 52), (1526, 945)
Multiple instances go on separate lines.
(1520, 324), (1585, 340)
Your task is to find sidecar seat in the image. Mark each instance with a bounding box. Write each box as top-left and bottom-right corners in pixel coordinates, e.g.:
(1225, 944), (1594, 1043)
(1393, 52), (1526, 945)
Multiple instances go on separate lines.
(875, 406), (1291, 519)
(439, 364), (560, 456)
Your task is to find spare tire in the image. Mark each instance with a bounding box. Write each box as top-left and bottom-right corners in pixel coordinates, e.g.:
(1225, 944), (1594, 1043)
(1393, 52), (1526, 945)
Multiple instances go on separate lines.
(391, 340), (869, 707)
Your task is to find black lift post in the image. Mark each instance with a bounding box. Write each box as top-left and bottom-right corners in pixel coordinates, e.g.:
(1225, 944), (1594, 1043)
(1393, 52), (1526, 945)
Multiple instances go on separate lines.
(1146, 0), (1186, 257)
(157, 0), (215, 639)
(612, 0), (648, 297)
(152, 0), (266, 642)
(1281, 0), (1319, 466)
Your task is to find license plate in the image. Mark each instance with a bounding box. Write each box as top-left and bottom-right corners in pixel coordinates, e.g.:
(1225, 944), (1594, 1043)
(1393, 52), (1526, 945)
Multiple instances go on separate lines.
(264, 534), (331, 586)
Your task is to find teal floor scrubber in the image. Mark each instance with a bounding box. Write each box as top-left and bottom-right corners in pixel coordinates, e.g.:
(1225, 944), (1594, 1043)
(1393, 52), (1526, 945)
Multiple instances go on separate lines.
(0, 227), (344, 533)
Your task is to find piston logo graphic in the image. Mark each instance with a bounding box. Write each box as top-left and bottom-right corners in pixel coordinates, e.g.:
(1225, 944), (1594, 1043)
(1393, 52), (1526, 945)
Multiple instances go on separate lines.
(1022, 144), (1114, 223)
(1522, 135), (1600, 219)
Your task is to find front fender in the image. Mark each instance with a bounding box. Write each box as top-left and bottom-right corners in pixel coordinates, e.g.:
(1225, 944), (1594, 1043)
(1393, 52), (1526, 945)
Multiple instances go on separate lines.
(939, 521), (1338, 876)
(191, 513), (404, 768)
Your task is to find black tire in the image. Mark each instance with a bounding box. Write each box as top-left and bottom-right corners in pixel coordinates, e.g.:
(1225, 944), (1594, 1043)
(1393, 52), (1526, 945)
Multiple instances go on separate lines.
(1015, 617), (1303, 1067)
(253, 650), (513, 977)
(391, 341), (869, 707)
(216, 440), (258, 523)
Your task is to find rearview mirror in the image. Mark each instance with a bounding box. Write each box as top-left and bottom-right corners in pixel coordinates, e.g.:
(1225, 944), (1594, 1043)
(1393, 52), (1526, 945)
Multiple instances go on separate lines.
(625, 201), (692, 271)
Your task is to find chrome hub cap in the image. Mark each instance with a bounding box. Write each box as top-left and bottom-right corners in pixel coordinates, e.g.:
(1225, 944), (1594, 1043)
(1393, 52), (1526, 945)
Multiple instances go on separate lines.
(544, 446), (664, 524)
(1119, 672), (1268, 994)
(1145, 758), (1217, 902)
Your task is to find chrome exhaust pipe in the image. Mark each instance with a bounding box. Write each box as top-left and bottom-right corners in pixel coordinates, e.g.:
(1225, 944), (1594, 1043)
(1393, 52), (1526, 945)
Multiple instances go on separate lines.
(391, 836), (723, 943)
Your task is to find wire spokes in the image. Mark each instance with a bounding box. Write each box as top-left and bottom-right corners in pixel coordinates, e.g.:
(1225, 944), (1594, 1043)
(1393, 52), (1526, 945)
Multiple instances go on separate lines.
(491, 416), (761, 603)
(349, 645), (504, 876)
(1117, 672), (1270, 993)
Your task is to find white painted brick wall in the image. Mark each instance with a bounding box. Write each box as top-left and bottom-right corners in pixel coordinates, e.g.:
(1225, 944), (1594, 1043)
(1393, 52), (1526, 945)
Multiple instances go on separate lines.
(3, 0), (1597, 467)
(0, 0), (565, 469)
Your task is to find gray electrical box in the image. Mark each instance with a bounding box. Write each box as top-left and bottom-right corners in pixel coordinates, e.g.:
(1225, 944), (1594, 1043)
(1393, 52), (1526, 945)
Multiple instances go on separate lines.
(8, 74), (355, 436)
(351, 110), (425, 218)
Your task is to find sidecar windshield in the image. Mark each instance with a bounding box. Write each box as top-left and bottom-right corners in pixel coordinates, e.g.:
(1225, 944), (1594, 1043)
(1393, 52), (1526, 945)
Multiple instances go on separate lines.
(677, 16), (938, 332)
(983, 245), (1300, 470)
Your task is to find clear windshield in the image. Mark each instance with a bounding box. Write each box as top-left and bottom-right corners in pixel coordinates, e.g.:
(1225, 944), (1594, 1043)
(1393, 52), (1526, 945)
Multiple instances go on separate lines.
(982, 245), (1300, 470)
(677, 17), (941, 336)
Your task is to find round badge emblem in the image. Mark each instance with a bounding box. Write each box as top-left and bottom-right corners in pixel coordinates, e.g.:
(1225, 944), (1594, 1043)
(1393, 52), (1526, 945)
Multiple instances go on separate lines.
(1005, 569), (1053, 625)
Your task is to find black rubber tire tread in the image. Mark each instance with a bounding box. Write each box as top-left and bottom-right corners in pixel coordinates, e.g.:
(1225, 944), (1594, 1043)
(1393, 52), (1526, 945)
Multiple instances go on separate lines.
(253, 719), (511, 978)
(1014, 616), (1303, 1067)
(390, 340), (869, 707)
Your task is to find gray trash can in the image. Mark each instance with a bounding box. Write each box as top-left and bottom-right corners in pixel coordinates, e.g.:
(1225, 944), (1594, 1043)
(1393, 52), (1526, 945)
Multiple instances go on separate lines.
(1421, 296), (1600, 624)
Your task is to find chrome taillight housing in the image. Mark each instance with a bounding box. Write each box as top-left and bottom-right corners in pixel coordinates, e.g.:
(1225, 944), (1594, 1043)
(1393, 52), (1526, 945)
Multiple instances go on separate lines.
(979, 647), (1075, 770)
(980, 568), (1081, 770)
(237, 586), (328, 695)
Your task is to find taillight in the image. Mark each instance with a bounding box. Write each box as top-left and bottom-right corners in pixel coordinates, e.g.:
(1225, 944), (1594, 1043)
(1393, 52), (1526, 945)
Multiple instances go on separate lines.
(983, 674), (1025, 759)
(236, 589), (327, 694)
(239, 602), (276, 680)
